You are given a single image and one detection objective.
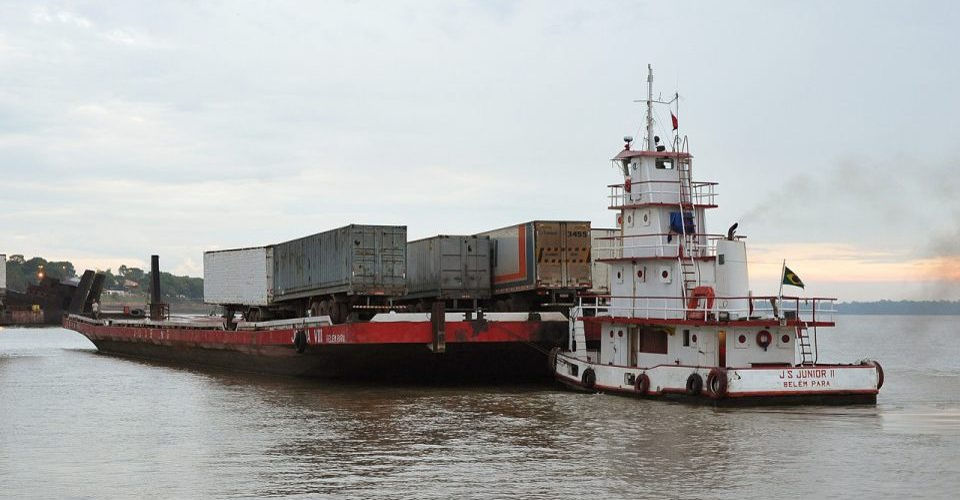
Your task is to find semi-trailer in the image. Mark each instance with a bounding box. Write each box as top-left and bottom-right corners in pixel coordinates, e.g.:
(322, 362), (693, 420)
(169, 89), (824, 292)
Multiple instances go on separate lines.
(476, 221), (592, 311)
(204, 224), (407, 323)
(402, 235), (491, 310)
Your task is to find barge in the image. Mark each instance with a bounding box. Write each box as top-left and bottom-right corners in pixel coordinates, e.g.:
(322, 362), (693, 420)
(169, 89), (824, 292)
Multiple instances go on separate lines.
(65, 311), (567, 381)
(551, 65), (883, 405)
(62, 232), (585, 381)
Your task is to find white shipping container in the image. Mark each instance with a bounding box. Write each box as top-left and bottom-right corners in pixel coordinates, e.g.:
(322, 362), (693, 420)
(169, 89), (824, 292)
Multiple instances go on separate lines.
(0, 253), (6, 290)
(203, 247), (274, 306)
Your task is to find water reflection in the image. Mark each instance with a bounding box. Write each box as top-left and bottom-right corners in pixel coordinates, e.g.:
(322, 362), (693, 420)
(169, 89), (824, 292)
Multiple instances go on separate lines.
(2, 321), (960, 499)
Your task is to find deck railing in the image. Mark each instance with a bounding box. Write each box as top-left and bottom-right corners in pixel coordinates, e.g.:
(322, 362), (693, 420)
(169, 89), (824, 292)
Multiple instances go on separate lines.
(609, 180), (718, 208)
(578, 295), (836, 324)
(593, 233), (726, 260)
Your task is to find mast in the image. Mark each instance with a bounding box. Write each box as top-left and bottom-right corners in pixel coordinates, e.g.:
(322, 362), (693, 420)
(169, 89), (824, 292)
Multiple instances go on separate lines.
(646, 64), (654, 151)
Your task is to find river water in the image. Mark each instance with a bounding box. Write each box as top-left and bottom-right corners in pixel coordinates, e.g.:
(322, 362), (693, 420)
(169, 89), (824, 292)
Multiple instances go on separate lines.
(1, 315), (958, 499)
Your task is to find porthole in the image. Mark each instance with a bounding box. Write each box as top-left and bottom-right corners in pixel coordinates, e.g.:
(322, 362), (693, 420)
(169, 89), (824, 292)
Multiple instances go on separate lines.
(781, 334), (790, 344)
(661, 270), (668, 279)
(637, 269), (644, 279)
(691, 334), (698, 343)
(738, 334), (747, 344)
(618, 330), (624, 337)
(609, 330), (614, 338)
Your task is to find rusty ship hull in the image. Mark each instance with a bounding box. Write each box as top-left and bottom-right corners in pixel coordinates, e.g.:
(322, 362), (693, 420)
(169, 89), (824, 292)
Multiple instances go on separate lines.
(64, 314), (569, 381)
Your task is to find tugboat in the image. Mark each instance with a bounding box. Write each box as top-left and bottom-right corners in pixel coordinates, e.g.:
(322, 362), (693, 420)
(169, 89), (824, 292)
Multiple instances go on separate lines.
(552, 65), (883, 405)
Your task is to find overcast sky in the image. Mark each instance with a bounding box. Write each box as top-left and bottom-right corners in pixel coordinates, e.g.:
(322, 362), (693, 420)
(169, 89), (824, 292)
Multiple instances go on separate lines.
(1, 1), (958, 300)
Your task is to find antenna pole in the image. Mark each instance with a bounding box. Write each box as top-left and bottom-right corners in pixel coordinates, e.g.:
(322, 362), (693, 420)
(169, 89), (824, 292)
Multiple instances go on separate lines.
(646, 64), (654, 151)
(675, 91), (680, 149)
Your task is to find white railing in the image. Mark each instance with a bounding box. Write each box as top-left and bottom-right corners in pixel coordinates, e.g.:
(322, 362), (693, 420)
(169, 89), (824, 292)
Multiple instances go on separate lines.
(577, 295), (837, 324)
(609, 180), (718, 208)
(593, 233), (723, 261)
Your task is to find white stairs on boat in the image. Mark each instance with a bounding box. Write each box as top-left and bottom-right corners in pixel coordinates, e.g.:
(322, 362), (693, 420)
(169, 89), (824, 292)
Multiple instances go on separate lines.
(796, 324), (815, 365)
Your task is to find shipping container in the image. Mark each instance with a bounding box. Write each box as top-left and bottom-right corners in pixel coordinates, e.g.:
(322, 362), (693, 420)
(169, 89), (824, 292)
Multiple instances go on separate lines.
(477, 221), (592, 297)
(272, 224), (407, 301)
(406, 235), (491, 301)
(589, 228), (618, 295)
(203, 246), (274, 306)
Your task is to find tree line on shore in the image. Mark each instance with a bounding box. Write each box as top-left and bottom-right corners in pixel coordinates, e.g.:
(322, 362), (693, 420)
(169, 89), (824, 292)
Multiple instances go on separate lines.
(3, 255), (203, 301)
(836, 300), (960, 315)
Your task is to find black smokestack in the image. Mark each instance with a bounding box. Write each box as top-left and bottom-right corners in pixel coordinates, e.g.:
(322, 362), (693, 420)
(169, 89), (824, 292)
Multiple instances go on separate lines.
(149, 255), (167, 321)
(150, 255), (161, 304)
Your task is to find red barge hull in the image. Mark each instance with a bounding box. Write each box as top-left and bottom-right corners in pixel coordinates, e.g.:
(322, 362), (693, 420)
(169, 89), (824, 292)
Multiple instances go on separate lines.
(64, 315), (569, 382)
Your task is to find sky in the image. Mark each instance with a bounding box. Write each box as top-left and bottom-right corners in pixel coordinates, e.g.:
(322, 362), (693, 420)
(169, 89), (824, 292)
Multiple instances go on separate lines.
(1, 1), (958, 301)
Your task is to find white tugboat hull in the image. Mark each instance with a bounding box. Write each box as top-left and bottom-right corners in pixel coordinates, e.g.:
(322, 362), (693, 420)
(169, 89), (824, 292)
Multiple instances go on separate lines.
(553, 351), (881, 406)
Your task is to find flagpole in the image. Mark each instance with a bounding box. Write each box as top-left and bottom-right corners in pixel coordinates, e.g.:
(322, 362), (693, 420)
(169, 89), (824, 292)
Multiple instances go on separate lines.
(778, 259), (786, 310)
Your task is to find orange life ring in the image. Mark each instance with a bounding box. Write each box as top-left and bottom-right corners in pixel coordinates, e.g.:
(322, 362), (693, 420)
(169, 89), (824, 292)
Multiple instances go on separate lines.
(686, 286), (715, 320)
(756, 330), (772, 350)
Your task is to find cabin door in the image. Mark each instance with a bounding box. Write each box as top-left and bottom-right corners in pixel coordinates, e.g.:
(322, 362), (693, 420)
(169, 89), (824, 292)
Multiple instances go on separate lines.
(629, 326), (640, 366)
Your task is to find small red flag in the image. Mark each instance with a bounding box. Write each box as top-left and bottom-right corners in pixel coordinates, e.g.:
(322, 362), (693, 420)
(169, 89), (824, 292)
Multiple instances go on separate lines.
(671, 113), (678, 130)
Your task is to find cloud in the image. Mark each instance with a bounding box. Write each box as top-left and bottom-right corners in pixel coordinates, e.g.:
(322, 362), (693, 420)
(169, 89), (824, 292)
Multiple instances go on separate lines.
(0, 1), (958, 304)
(31, 7), (93, 29)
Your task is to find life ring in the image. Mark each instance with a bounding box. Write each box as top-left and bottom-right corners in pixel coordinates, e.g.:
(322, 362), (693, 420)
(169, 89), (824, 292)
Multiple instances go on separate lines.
(685, 373), (704, 396)
(293, 329), (308, 354)
(756, 330), (772, 350)
(706, 368), (728, 399)
(686, 286), (715, 320)
(862, 359), (884, 390)
(582, 368), (597, 389)
(635, 373), (650, 394)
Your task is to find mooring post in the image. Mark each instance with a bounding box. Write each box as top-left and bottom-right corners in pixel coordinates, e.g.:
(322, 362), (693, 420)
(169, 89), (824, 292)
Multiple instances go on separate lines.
(431, 301), (445, 353)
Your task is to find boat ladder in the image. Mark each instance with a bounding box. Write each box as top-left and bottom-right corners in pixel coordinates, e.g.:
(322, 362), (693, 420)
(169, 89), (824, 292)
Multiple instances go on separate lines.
(796, 324), (816, 365)
(676, 156), (700, 306)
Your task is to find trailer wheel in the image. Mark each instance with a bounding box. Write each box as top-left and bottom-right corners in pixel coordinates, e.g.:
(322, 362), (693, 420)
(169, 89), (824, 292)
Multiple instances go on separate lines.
(330, 301), (348, 324)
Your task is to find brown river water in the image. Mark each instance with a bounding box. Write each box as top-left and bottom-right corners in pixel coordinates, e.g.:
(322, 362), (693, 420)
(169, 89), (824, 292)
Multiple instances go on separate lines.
(1, 315), (959, 499)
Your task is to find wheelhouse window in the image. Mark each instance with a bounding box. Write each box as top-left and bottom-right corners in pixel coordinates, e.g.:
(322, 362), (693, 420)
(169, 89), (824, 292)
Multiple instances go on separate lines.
(655, 158), (674, 169)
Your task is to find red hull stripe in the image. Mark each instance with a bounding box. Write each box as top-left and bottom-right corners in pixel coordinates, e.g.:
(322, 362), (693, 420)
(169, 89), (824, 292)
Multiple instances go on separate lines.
(65, 318), (563, 347)
(557, 376), (877, 397)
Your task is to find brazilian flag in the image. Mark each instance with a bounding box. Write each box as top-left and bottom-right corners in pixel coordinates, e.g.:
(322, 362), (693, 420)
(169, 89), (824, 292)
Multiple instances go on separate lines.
(782, 266), (805, 288)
